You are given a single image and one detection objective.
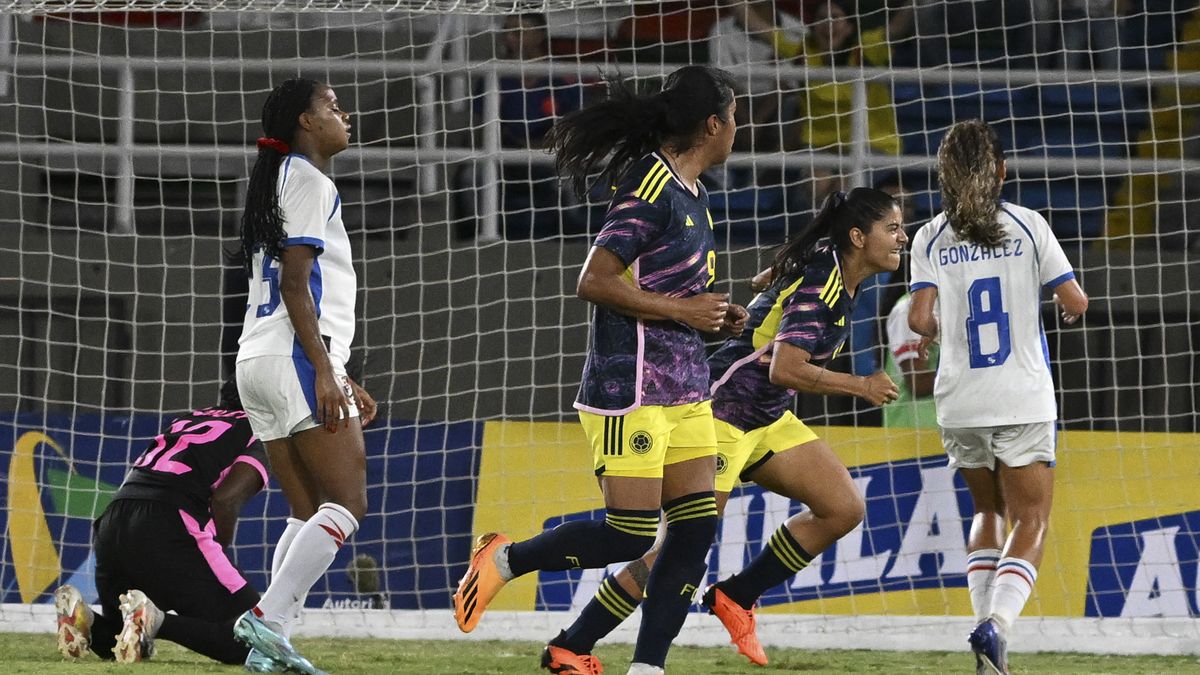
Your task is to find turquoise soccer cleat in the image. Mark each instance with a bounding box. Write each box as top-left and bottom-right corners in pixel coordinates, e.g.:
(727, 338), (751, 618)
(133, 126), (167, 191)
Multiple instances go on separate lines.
(244, 647), (286, 672)
(233, 610), (326, 675)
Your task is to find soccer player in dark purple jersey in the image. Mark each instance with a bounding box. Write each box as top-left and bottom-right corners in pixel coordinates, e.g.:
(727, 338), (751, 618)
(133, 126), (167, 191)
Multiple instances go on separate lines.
(54, 379), (268, 665)
(545, 188), (909, 670)
(453, 65), (749, 675)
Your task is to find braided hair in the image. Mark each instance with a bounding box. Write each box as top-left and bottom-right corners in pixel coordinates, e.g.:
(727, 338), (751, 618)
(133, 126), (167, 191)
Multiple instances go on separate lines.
(239, 78), (322, 274)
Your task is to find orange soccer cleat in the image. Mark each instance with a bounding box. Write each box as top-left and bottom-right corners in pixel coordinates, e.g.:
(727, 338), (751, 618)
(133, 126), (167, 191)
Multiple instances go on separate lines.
(453, 532), (512, 632)
(703, 585), (768, 666)
(540, 644), (604, 674)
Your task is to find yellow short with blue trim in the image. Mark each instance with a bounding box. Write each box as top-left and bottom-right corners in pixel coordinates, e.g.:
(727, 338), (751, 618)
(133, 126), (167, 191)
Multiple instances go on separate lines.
(580, 401), (718, 479)
(713, 411), (820, 492)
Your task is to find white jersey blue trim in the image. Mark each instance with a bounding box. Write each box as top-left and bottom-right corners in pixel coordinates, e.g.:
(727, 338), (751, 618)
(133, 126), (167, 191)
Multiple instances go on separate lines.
(237, 154), (356, 379)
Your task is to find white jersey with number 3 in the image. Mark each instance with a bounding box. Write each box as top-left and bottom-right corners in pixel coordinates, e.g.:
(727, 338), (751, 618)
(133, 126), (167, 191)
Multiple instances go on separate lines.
(237, 154), (356, 370)
(908, 202), (1075, 428)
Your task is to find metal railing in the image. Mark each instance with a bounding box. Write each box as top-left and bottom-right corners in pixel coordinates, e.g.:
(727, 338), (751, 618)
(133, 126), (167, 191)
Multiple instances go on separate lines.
(3, 54), (1199, 238)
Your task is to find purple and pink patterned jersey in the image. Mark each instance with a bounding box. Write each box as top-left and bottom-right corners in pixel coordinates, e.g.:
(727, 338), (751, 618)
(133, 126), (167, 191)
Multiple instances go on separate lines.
(709, 244), (852, 431)
(575, 153), (718, 414)
(115, 407), (268, 521)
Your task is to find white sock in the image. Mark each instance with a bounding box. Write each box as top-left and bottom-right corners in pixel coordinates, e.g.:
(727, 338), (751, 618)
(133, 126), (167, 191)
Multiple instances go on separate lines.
(271, 518), (305, 579)
(989, 556), (1038, 631)
(966, 548), (1001, 623)
(255, 503), (359, 628)
(270, 518), (306, 638)
(495, 543), (515, 582)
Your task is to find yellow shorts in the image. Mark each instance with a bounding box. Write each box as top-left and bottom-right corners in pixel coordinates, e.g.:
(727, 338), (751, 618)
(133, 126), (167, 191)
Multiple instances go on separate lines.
(713, 411), (820, 492)
(580, 401), (718, 479)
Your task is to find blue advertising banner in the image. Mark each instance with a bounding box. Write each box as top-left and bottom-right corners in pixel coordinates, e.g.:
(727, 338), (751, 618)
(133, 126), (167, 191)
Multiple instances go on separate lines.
(1086, 510), (1200, 618)
(0, 411), (480, 610)
(536, 455), (974, 612)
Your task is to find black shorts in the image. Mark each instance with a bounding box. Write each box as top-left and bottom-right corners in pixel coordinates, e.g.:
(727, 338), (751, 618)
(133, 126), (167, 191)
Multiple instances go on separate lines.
(93, 499), (259, 621)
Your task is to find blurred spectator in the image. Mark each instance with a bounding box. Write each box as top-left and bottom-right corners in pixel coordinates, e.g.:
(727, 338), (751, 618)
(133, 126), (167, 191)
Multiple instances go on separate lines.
(882, 283), (939, 428)
(458, 13), (587, 238)
(795, 0), (915, 205)
(708, 1), (808, 153)
(1058, 0), (1128, 70)
(496, 13), (584, 149)
(876, 174), (938, 427)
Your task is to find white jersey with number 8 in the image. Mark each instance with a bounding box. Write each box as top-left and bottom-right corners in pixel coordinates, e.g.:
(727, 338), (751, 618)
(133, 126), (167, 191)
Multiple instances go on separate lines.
(908, 202), (1075, 428)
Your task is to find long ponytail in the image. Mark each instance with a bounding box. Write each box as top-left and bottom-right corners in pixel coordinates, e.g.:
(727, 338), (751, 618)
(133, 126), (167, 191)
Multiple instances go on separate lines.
(240, 78), (321, 275)
(937, 119), (1006, 247)
(771, 187), (898, 284)
(545, 65), (736, 198)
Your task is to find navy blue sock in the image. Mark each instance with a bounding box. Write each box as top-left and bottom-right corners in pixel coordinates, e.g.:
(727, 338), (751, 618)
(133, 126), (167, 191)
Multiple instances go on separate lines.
(553, 575), (640, 654)
(632, 492), (719, 667)
(718, 524), (813, 610)
(507, 508), (659, 578)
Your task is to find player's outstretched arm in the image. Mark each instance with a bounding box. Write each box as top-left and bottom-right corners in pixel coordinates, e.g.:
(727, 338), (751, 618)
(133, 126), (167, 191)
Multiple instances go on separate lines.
(576, 246), (729, 333)
(769, 342), (899, 406)
(211, 463), (267, 546)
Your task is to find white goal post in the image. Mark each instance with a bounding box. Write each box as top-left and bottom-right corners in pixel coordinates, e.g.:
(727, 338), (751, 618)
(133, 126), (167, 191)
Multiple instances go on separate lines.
(0, 0), (1198, 656)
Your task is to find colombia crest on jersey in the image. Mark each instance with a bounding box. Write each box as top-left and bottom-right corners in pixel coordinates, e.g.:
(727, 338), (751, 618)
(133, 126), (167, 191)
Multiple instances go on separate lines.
(575, 153), (719, 415)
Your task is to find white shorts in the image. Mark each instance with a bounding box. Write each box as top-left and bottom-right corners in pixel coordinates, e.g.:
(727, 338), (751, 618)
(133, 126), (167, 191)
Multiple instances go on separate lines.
(236, 355), (359, 442)
(940, 421), (1056, 470)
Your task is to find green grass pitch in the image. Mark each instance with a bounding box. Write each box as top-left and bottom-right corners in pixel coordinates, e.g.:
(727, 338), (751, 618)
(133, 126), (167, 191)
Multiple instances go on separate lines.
(4, 634), (1196, 674)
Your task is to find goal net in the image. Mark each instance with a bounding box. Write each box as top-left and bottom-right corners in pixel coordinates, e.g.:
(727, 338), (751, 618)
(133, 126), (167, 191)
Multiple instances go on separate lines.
(0, 0), (1197, 657)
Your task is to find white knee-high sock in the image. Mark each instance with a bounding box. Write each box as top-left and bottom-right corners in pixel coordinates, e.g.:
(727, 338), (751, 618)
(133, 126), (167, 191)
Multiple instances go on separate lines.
(254, 503), (359, 629)
(271, 518), (306, 579)
(989, 557), (1038, 631)
(270, 517), (306, 637)
(966, 548), (1001, 623)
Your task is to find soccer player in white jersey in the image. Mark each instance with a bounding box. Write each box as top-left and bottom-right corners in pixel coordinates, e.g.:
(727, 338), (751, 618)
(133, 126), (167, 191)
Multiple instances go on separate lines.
(231, 78), (376, 675)
(907, 119), (1088, 675)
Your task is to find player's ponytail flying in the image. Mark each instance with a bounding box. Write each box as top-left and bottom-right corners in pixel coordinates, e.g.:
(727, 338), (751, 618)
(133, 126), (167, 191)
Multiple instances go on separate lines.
(545, 65), (737, 198)
(938, 118), (1006, 247)
(771, 187), (897, 285)
(239, 77), (322, 275)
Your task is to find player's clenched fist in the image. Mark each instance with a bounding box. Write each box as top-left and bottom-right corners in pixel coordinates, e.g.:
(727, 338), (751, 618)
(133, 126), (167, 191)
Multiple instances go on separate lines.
(722, 303), (749, 337)
(859, 370), (900, 407)
(675, 292), (729, 333)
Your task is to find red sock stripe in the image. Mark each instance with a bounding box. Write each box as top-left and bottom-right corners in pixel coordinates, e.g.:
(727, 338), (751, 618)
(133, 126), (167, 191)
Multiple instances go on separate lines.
(996, 568), (1034, 588)
(319, 523), (347, 548)
(966, 564), (997, 574)
(251, 606), (264, 618)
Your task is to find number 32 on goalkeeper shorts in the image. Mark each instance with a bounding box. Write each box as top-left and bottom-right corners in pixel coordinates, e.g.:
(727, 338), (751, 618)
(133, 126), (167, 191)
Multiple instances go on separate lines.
(706, 250), (716, 289)
(966, 276), (1011, 368)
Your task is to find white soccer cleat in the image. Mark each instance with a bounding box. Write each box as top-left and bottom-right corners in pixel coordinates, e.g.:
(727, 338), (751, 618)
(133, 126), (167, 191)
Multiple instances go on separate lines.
(114, 589), (164, 663)
(54, 584), (94, 660)
(627, 663), (665, 675)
